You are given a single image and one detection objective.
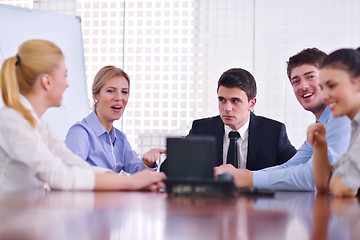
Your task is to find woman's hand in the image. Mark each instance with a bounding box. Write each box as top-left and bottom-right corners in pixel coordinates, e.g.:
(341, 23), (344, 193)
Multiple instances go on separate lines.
(307, 122), (331, 192)
(307, 122), (327, 147)
(330, 176), (357, 198)
(128, 169), (166, 191)
(143, 148), (166, 168)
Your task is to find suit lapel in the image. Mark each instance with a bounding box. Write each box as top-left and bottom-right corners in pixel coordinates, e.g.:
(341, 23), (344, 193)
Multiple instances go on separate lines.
(214, 116), (225, 166)
(246, 112), (259, 169)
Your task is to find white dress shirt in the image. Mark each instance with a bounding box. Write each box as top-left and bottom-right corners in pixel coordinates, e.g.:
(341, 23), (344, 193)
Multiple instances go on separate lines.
(0, 95), (108, 192)
(332, 111), (360, 192)
(223, 119), (249, 168)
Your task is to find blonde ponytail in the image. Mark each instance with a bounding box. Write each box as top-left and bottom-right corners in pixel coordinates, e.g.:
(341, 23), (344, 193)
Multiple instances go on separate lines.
(0, 39), (64, 127)
(1, 56), (37, 127)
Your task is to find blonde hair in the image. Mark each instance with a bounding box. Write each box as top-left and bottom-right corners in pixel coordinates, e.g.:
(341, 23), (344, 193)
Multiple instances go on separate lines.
(92, 65), (130, 109)
(0, 39), (64, 127)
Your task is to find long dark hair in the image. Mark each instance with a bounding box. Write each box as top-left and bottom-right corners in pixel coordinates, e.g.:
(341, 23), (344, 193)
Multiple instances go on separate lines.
(320, 48), (360, 79)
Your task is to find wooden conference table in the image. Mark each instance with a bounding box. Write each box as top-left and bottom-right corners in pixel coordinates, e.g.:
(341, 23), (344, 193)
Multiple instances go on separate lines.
(0, 190), (359, 240)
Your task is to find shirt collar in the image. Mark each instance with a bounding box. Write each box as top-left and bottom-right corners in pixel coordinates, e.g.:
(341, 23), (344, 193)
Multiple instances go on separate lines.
(352, 111), (360, 127)
(224, 118), (250, 140)
(109, 126), (116, 143)
(86, 111), (116, 140)
(317, 106), (331, 125)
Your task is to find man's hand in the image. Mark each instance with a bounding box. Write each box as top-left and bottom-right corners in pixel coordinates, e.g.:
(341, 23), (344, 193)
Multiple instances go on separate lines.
(214, 164), (253, 189)
(143, 148), (166, 168)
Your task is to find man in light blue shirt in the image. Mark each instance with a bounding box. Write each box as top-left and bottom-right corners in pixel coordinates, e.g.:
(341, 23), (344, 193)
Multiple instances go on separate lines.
(214, 48), (351, 191)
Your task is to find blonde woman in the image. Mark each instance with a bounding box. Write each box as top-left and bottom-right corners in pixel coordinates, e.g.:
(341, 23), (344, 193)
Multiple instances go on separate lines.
(0, 39), (165, 192)
(65, 66), (165, 173)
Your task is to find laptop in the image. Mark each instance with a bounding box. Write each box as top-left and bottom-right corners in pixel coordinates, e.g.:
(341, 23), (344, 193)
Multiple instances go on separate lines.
(163, 136), (236, 196)
(165, 136), (216, 180)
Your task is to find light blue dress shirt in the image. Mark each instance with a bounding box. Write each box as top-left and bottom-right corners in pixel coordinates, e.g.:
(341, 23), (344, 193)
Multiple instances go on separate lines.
(65, 111), (147, 173)
(253, 107), (351, 191)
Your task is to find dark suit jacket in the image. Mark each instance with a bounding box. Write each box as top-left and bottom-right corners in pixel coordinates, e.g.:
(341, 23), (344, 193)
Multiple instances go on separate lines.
(160, 112), (296, 173)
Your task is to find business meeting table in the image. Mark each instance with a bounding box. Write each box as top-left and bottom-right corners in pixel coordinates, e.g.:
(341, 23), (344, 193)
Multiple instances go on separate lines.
(0, 189), (359, 240)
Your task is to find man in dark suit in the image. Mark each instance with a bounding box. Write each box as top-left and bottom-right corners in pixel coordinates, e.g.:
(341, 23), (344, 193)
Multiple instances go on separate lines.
(161, 68), (296, 173)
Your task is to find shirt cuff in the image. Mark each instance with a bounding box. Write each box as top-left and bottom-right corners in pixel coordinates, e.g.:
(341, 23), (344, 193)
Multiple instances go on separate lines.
(74, 168), (95, 190)
(252, 171), (270, 189)
(143, 161), (158, 171)
(334, 162), (360, 192)
(90, 166), (112, 174)
(340, 175), (360, 192)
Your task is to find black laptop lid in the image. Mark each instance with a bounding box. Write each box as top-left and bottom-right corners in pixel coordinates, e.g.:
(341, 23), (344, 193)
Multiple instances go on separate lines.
(166, 136), (217, 179)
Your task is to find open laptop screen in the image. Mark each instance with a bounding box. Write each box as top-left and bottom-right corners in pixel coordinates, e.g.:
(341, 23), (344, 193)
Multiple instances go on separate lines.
(166, 136), (217, 180)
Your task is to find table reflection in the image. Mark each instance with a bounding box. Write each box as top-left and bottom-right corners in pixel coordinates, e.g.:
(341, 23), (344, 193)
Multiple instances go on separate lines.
(325, 195), (360, 240)
(0, 190), (359, 240)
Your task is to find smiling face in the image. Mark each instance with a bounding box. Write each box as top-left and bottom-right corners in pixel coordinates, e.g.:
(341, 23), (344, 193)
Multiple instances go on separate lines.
(320, 67), (360, 120)
(93, 76), (129, 132)
(218, 86), (256, 130)
(290, 64), (325, 118)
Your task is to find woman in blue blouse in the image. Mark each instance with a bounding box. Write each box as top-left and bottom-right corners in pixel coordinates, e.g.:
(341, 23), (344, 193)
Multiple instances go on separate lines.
(65, 66), (165, 173)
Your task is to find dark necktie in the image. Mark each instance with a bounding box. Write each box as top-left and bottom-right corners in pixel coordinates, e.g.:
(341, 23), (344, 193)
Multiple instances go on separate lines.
(227, 131), (240, 167)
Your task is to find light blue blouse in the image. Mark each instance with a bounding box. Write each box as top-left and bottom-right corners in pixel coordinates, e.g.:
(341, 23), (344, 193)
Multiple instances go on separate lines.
(65, 111), (148, 173)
